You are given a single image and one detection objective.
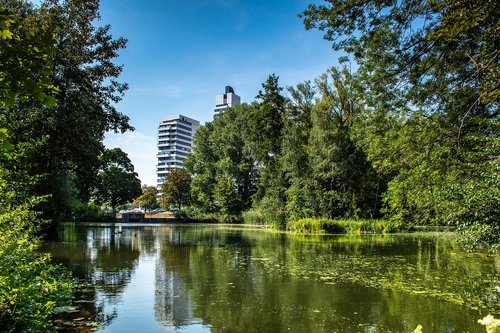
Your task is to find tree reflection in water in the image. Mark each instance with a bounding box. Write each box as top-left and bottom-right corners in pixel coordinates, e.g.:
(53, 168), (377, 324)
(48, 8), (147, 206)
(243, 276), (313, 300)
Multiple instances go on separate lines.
(43, 224), (499, 333)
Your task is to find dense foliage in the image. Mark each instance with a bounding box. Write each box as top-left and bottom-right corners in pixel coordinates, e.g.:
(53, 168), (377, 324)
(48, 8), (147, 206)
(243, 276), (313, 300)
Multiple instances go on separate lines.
(160, 169), (192, 210)
(0, 0), (133, 330)
(300, 0), (499, 250)
(95, 148), (141, 215)
(0, 0), (132, 223)
(186, 0), (498, 250)
(0, 85), (72, 333)
(185, 70), (383, 227)
(0, 190), (73, 332)
(133, 185), (159, 212)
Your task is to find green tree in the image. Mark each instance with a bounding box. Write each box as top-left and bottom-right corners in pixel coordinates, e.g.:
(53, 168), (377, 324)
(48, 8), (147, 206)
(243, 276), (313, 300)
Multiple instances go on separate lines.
(1, 0), (132, 223)
(133, 185), (158, 212)
(185, 104), (257, 217)
(306, 67), (380, 218)
(282, 81), (315, 221)
(0, 133), (72, 331)
(249, 74), (287, 164)
(213, 175), (241, 221)
(301, 0), (499, 110)
(211, 104), (257, 211)
(0, 3), (76, 331)
(301, 0), (499, 248)
(249, 75), (289, 227)
(0, 0), (58, 110)
(95, 148), (141, 215)
(184, 123), (217, 212)
(160, 169), (191, 210)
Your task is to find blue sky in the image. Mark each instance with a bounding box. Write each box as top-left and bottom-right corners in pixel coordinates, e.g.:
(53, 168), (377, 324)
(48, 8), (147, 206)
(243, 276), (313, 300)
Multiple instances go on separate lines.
(100, 0), (340, 185)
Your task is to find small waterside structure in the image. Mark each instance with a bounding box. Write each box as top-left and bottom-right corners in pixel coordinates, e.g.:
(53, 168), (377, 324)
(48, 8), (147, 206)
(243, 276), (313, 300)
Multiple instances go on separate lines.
(119, 211), (145, 222)
(117, 211), (177, 223)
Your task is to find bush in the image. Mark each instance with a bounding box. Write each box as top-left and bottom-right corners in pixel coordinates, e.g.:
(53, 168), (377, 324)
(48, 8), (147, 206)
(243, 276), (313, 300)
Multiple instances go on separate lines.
(0, 204), (73, 332)
(251, 197), (287, 229)
(242, 209), (265, 225)
(458, 223), (500, 253)
(287, 218), (344, 233)
(175, 206), (219, 222)
(175, 205), (246, 223)
(70, 201), (114, 222)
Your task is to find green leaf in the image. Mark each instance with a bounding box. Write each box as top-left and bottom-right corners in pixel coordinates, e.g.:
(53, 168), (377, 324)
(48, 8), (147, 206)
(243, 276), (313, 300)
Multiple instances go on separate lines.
(0, 29), (13, 40)
(43, 95), (57, 108)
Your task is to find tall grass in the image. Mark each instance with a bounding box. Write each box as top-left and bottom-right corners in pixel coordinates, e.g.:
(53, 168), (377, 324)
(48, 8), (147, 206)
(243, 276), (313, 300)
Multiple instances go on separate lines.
(287, 218), (400, 234)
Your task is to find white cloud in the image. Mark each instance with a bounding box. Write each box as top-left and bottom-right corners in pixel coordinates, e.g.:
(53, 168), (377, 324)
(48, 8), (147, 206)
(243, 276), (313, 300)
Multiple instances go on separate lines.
(104, 131), (157, 186)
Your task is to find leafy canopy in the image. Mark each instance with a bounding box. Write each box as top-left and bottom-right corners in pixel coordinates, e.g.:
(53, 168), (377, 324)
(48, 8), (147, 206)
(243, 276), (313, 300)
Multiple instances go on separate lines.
(160, 169), (192, 210)
(133, 186), (159, 212)
(95, 148), (141, 214)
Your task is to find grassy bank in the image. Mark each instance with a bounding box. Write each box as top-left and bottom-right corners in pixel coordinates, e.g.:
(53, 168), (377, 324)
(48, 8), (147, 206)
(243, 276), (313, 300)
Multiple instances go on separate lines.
(287, 218), (401, 234)
(177, 206), (401, 234)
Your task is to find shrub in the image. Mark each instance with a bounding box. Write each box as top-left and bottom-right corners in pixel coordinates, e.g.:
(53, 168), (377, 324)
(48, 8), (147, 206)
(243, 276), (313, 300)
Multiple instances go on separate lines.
(242, 209), (266, 225)
(71, 201), (114, 222)
(175, 206), (219, 223)
(251, 197), (287, 229)
(0, 204), (73, 332)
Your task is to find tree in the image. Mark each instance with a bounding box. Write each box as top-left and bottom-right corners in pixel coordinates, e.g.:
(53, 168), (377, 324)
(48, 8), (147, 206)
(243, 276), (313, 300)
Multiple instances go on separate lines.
(160, 169), (191, 210)
(248, 74), (287, 164)
(0, 0), (132, 223)
(0, 27), (73, 326)
(301, 0), (499, 111)
(301, 0), (500, 248)
(0, 130), (73, 332)
(249, 75), (289, 227)
(95, 148), (141, 215)
(306, 67), (380, 218)
(184, 123), (217, 212)
(211, 104), (257, 211)
(0, 0), (57, 110)
(282, 81), (315, 221)
(133, 186), (158, 212)
(213, 175), (241, 220)
(185, 104), (258, 216)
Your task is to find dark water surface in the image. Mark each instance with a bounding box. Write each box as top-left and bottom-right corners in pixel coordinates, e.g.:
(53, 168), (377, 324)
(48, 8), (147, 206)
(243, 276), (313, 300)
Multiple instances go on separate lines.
(42, 223), (500, 333)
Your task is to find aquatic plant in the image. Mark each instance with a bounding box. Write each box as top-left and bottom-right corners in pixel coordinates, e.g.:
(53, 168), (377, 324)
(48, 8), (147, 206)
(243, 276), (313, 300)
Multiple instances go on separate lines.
(287, 218), (398, 234)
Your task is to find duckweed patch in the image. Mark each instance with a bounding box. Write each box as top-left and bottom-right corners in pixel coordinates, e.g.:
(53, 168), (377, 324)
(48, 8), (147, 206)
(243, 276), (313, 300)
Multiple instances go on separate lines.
(239, 234), (500, 314)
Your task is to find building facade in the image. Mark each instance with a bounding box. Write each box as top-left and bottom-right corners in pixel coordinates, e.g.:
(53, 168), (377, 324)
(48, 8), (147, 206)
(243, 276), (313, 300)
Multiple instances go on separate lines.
(214, 86), (240, 116)
(156, 115), (200, 192)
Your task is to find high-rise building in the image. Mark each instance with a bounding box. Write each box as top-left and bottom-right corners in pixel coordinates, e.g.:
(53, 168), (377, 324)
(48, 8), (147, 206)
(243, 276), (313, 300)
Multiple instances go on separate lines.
(156, 115), (200, 192)
(214, 86), (240, 116)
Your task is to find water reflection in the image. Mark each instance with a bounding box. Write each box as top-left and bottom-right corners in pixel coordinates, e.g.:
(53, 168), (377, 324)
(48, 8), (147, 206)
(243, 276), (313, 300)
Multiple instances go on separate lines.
(43, 224), (499, 333)
(155, 240), (193, 329)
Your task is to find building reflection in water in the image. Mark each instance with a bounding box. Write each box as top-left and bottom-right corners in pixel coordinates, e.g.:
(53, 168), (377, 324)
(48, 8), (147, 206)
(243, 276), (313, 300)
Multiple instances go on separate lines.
(154, 226), (196, 329)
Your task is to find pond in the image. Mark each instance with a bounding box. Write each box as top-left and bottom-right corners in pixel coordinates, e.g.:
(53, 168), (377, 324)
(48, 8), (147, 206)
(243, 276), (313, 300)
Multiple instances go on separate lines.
(42, 223), (500, 333)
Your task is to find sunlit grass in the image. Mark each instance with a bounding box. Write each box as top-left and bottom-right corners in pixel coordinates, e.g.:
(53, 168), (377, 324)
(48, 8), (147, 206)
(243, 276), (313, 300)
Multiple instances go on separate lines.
(286, 218), (401, 234)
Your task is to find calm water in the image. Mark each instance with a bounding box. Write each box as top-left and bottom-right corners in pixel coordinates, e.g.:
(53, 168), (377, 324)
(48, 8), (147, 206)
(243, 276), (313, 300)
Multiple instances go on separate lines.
(42, 223), (500, 333)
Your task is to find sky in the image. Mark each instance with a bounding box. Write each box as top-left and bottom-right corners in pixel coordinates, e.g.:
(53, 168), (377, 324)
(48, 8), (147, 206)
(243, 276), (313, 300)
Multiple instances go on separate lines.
(99, 0), (340, 186)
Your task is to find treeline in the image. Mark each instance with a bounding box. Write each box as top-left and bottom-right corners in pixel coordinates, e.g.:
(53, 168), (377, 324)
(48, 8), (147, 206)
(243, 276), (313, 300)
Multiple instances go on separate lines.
(185, 71), (380, 225)
(186, 67), (498, 249)
(184, 0), (499, 250)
